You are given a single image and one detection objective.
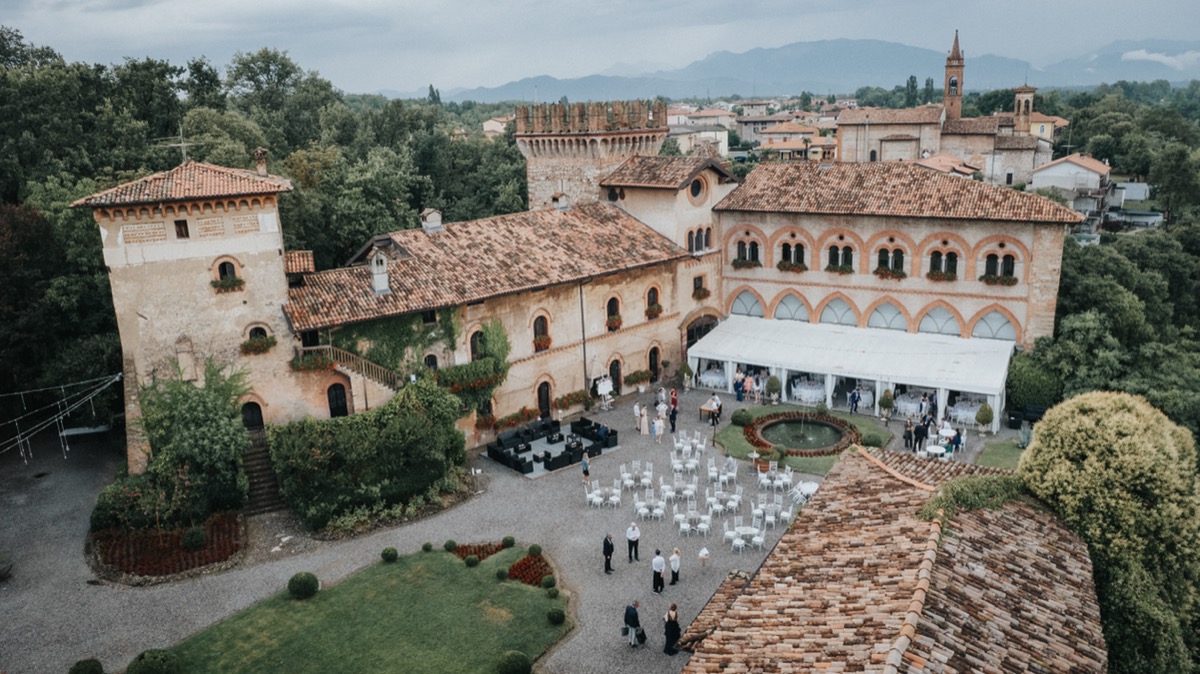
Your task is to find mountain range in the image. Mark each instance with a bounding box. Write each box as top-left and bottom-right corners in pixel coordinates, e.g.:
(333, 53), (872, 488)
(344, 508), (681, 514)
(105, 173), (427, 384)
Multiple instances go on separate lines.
(421, 38), (1200, 103)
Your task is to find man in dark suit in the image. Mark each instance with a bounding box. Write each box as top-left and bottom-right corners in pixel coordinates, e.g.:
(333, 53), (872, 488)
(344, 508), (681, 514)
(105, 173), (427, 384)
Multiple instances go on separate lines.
(913, 420), (928, 451)
(624, 600), (642, 647)
(668, 405), (678, 434)
(603, 533), (614, 574)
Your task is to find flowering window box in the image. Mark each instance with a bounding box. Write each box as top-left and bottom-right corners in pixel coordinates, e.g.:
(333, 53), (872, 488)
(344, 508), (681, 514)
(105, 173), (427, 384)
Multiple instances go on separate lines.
(824, 264), (854, 275)
(692, 287), (711, 301)
(644, 303), (663, 320)
(211, 277), (245, 293)
(926, 270), (957, 282)
(978, 273), (1018, 286)
(239, 335), (276, 355)
(606, 315), (623, 331)
(873, 266), (907, 281)
(731, 258), (762, 270)
(533, 335), (552, 352)
(776, 260), (808, 273)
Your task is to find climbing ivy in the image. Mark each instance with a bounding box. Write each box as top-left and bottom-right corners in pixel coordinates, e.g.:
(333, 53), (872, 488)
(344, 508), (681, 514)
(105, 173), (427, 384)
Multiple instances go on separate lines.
(436, 319), (511, 414)
(329, 308), (458, 375)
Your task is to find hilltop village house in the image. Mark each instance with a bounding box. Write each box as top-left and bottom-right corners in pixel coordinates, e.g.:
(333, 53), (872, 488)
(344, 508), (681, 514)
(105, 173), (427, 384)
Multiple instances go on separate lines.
(836, 32), (1054, 186)
(76, 96), (1080, 470)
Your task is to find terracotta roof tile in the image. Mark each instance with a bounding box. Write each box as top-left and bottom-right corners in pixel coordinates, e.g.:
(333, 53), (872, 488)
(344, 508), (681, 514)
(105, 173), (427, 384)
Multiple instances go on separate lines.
(994, 134), (1041, 150)
(71, 161), (292, 207)
(283, 202), (687, 331)
(600, 156), (735, 189)
(713, 162), (1083, 224)
(284, 250), (315, 274)
(683, 449), (1107, 673)
(839, 106), (943, 126)
(941, 118), (1000, 135)
(760, 122), (818, 135)
(1033, 152), (1111, 176)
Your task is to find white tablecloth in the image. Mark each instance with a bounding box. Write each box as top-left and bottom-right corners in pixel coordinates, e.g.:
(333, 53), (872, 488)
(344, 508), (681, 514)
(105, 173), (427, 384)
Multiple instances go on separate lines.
(698, 369), (726, 388)
(791, 381), (825, 404)
(951, 401), (981, 425)
(846, 390), (874, 408)
(894, 394), (921, 418)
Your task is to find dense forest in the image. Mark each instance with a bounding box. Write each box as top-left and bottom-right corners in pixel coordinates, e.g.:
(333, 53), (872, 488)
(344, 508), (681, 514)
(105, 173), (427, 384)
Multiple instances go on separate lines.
(2, 24), (1200, 443)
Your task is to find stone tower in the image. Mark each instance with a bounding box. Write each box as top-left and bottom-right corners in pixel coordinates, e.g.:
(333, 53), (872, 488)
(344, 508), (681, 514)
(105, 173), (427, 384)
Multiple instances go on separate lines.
(72, 154), (294, 473)
(1012, 84), (1037, 135)
(944, 31), (964, 121)
(515, 100), (668, 210)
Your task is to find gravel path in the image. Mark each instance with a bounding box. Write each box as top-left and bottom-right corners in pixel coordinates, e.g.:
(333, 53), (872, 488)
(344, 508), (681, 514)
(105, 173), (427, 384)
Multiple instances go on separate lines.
(0, 390), (819, 674)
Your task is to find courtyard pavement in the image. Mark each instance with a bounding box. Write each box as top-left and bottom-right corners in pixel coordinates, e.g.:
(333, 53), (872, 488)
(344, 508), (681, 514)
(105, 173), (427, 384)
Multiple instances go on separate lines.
(0, 388), (924, 674)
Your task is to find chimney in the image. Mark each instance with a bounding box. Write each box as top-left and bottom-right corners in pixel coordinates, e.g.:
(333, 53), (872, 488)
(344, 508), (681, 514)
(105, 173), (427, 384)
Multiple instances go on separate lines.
(551, 192), (569, 211)
(254, 147), (268, 176)
(370, 249), (391, 295)
(420, 208), (444, 233)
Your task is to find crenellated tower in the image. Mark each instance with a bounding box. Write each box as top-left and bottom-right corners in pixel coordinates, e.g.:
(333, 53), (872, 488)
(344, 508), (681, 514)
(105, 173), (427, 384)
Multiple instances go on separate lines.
(515, 100), (668, 210)
(944, 31), (964, 121)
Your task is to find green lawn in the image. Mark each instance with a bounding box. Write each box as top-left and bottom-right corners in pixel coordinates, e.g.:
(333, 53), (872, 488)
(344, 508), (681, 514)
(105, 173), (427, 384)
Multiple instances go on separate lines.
(170, 546), (569, 674)
(977, 439), (1023, 471)
(713, 405), (894, 476)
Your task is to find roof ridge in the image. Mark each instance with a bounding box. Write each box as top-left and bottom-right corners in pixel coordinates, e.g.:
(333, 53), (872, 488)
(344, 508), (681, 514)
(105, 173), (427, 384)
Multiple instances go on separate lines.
(857, 447), (936, 492)
(883, 512), (943, 673)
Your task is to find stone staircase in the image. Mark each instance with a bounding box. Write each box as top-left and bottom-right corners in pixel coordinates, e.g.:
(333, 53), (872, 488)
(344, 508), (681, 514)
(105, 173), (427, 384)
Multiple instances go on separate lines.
(243, 429), (287, 516)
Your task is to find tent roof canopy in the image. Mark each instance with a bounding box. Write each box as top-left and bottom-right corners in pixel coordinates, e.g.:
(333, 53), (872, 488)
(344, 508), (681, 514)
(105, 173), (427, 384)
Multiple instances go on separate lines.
(687, 316), (1013, 396)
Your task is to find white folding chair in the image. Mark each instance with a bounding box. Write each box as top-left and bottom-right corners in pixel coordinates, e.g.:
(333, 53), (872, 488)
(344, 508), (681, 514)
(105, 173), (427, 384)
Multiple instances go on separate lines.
(695, 517), (710, 537)
(673, 503), (688, 527)
(751, 530), (765, 550)
(586, 484), (603, 508)
(731, 534), (746, 553)
(753, 494), (767, 519)
(608, 479), (622, 508)
(723, 520), (737, 544)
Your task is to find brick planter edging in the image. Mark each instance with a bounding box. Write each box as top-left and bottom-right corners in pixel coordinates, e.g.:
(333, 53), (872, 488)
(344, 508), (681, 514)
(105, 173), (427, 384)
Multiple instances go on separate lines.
(742, 411), (861, 457)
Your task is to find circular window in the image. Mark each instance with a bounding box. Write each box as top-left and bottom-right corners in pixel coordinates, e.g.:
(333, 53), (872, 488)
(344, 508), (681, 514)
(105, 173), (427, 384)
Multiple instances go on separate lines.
(998, 242), (1006, 249)
(838, 234), (845, 241)
(690, 179), (704, 198)
(607, 188), (619, 202)
(888, 236), (895, 243)
(941, 239), (949, 246)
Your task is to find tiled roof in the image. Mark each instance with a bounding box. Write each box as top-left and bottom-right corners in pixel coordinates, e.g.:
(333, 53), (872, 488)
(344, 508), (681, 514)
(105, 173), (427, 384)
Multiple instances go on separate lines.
(690, 109), (733, 117)
(283, 202), (687, 331)
(1033, 152), (1111, 176)
(915, 152), (982, 176)
(995, 134), (1040, 150)
(284, 250), (315, 274)
(760, 122), (818, 135)
(600, 156), (735, 190)
(714, 162), (1083, 224)
(736, 112), (798, 123)
(683, 448), (1106, 673)
(942, 117), (1000, 135)
(71, 161), (292, 207)
(679, 571), (752, 651)
(838, 106), (943, 126)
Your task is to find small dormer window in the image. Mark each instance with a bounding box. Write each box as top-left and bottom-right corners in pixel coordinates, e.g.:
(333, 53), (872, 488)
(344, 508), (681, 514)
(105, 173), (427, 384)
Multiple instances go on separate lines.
(690, 179), (703, 198)
(175, 220), (190, 239)
(218, 261), (237, 280)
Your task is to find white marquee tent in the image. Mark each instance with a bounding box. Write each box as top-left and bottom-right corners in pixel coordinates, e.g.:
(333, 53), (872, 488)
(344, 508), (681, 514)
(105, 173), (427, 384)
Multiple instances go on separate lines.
(686, 315), (1014, 431)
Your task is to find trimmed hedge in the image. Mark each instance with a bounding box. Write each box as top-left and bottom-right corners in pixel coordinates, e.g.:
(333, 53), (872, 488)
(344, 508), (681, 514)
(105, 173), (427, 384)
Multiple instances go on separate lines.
(444, 540), (457, 552)
(496, 567), (510, 581)
(288, 572), (320, 600)
(547, 607), (565, 625)
(422, 542), (433, 552)
(540, 575), (556, 589)
(730, 409), (753, 427)
(546, 587), (559, 599)
(496, 650), (532, 674)
(69, 659), (105, 674)
(181, 526), (206, 551)
(465, 554), (479, 567)
(528, 544), (542, 556)
(382, 547), (398, 563)
(502, 536), (515, 548)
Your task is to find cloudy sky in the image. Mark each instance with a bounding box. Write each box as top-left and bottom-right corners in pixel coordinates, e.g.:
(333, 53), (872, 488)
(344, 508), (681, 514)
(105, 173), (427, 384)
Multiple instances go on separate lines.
(8, 0), (1199, 95)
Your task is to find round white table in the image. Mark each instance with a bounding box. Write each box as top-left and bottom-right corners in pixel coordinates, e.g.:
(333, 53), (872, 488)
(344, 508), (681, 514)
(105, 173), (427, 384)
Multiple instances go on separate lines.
(926, 446), (946, 458)
(736, 526), (759, 538)
(798, 481), (819, 497)
(938, 427), (956, 440)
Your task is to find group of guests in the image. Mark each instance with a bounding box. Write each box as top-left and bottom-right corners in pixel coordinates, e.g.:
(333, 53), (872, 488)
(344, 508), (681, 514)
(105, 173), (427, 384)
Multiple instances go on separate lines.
(632, 387), (680, 443)
(614, 523), (698, 655)
(733, 369), (766, 403)
(903, 413), (963, 454)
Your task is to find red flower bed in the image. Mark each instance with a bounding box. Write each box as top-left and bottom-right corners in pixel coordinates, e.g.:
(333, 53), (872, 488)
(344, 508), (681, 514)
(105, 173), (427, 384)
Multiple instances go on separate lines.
(743, 411), (861, 457)
(452, 541), (505, 562)
(93, 512), (242, 577)
(508, 553), (552, 587)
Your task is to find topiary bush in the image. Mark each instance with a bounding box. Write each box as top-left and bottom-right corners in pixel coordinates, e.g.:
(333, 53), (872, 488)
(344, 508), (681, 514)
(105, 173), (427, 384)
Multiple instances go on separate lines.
(860, 429), (887, 447)
(541, 574), (556, 589)
(381, 547), (398, 563)
(465, 554), (479, 567)
(502, 535), (515, 548)
(547, 607), (565, 625)
(444, 539), (457, 552)
(528, 544), (541, 556)
(288, 571), (320, 600)
(422, 542), (433, 552)
(496, 567), (510, 581)
(69, 658), (105, 674)
(730, 409), (753, 427)
(815, 402), (829, 415)
(1006, 352), (1062, 411)
(975, 402), (994, 429)
(546, 587), (559, 599)
(496, 650), (532, 674)
(125, 649), (178, 674)
(181, 526), (206, 551)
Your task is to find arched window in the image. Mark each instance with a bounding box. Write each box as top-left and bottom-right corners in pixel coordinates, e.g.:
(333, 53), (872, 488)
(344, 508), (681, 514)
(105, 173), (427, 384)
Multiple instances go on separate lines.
(930, 251), (943, 272)
(1001, 254), (1015, 277)
(973, 311), (1017, 341)
(646, 287), (659, 308)
(868, 302), (906, 330)
(424, 354), (438, 370)
(877, 249), (889, 269)
(533, 315), (549, 351)
(1023, 99), (1031, 115)
(705, 228), (712, 249)
(736, 241), (747, 260)
(731, 291), (764, 317)
(469, 330), (484, 361)
(891, 249), (904, 271)
(919, 307), (961, 336)
(249, 326), (267, 340)
(945, 252), (958, 275)
(774, 294), (809, 322)
(607, 297), (620, 318)
(794, 244), (805, 266)
(781, 243), (792, 263)
(820, 298), (856, 326)
(218, 261), (237, 279)
(828, 245), (839, 268)
(749, 241), (760, 262)
(842, 246), (853, 268)
(949, 76), (958, 96)
(327, 383), (348, 418)
(687, 231), (695, 252)
(869, 149), (878, 162)
(985, 254), (999, 276)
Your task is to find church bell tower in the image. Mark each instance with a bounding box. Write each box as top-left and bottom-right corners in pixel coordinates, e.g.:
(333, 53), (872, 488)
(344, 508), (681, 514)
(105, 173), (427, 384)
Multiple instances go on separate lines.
(944, 31), (964, 121)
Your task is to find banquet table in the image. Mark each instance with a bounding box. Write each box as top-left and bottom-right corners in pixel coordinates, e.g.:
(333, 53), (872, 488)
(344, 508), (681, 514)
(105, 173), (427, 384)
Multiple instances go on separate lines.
(791, 381), (825, 405)
(735, 525), (759, 538)
(894, 393), (922, 418)
(951, 401), (982, 425)
(699, 400), (719, 421)
(698, 369), (726, 388)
